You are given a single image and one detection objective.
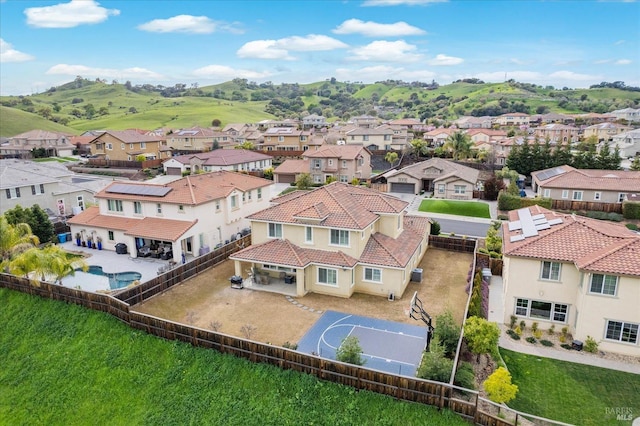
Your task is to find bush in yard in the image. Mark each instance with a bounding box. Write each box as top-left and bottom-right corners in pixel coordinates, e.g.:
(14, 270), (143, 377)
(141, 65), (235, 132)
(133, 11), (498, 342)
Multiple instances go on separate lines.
(430, 220), (441, 235)
(509, 315), (517, 330)
(548, 324), (555, 335)
(417, 338), (453, 383)
(336, 336), (365, 365)
(454, 361), (475, 390)
(506, 329), (520, 340)
(584, 336), (599, 353)
(540, 340), (554, 347)
(483, 367), (518, 404)
(525, 337), (537, 344)
(622, 201), (640, 220)
(626, 223), (638, 231)
(514, 326), (522, 336)
(561, 343), (573, 350)
(533, 330), (542, 339)
(464, 316), (500, 360)
(434, 310), (460, 357)
(519, 320), (526, 332)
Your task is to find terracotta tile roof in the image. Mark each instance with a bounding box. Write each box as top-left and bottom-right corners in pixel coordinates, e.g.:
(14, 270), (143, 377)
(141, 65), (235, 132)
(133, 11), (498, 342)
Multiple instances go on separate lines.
(69, 135), (96, 145)
(387, 158), (479, 185)
(250, 182), (406, 230)
(303, 145), (368, 159)
(96, 170), (273, 205)
(503, 206), (640, 276)
(168, 149), (272, 166)
(360, 215), (430, 268)
(274, 159), (309, 174)
(94, 130), (163, 143)
(230, 239), (358, 268)
(535, 167), (640, 191)
(67, 206), (196, 241)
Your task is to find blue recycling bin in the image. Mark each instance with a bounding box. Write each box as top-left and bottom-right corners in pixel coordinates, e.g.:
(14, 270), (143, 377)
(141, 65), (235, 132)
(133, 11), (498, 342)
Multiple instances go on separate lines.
(58, 233), (67, 243)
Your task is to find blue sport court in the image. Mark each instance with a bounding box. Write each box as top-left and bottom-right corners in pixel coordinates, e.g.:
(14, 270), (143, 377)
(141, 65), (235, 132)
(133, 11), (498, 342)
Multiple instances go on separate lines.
(298, 310), (429, 377)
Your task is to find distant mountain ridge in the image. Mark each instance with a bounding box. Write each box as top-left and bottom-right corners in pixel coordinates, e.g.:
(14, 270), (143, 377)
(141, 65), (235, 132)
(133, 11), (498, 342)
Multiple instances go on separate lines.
(1, 77), (638, 137)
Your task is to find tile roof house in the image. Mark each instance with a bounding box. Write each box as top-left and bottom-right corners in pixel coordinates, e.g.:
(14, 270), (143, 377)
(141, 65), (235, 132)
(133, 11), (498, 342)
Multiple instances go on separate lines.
(0, 159), (111, 216)
(583, 122), (632, 143)
(67, 171), (274, 262)
(344, 126), (395, 150)
(532, 123), (579, 144)
(230, 182), (430, 298)
(451, 116), (493, 129)
(380, 158), (479, 197)
(502, 206), (640, 356)
(610, 129), (640, 159)
(259, 127), (311, 151)
(532, 165), (640, 205)
(162, 149), (273, 176)
(609, 108), (640, 123)
(164, 127), (219, 153)
(493, 113), (530, 127)
(89, 130), (165, 161)
(2, 130), (75, 159)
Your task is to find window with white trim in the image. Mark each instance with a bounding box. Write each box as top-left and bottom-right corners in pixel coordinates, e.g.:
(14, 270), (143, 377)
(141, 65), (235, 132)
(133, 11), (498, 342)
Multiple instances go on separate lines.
(140, 142), (146, 149)
(121, 143), (125, 150)
(618, 193), (626, 203)
(106, 143), (113, 150)
(156, 203), (162, 214)
(342, 160), (347, 169)
(514, 298), (568, 322)
(540, 261), (561, 281)
(330, 229), (349, 246)
(133, 201), (142, 214)
(268, 223), (282, 238)
(572, 191), (583, 201)
(561, 189), (568, 199)
(313, 174), (322, 184)
(230, 195), (237, 209)
(305, 226), (313, 243)
(215, 200), (220, 211)
(594, 192), (601, 201)
(318, 267), (337, 286)
(31, 184), (45, 195)
(438, 184), (445, 194)
(107, 199), (123, 212)
(605, 320), (638, 344)
(340, 175), (348, 182)
(543, 189), (550, 198)
(257, 188), (262, 200)
(454, 185), (466, 194)
(589, 274), (618, 296)
(364, 267), (382, 283)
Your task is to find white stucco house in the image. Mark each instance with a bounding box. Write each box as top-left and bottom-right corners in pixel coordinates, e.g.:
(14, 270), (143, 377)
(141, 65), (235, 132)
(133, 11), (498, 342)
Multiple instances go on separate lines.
(610, 129), (640, 159)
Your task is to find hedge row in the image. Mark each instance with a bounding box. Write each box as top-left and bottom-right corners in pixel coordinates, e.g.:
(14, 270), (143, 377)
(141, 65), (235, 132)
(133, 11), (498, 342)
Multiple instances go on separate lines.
(622, 201), (640, 220)
(498, 193), (553, 211)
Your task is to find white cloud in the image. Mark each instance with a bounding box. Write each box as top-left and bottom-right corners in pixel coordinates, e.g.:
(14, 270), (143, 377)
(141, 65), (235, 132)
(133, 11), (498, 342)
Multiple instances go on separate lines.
(335, 65), (436, 82)
(615, 59), (632, 65)
(349, 40), (423, 62)
(614, 39), (626, 45)
(237, 34), (347, 60)
(237, 40), (294, 60)
(426, 54), (464, 66)
(333, 19), (425, 36)
(0, 39), (34, 63)
(594, 59), (611, 64)
(362, 0), (448, 6)
(24, 0), (120, 28)
(138, 15), (216, 34)
(192, 65), (271, 80)
(276, 34), (348, 51)
(548, 70), (600, 81)
(46, 64), (165, 80)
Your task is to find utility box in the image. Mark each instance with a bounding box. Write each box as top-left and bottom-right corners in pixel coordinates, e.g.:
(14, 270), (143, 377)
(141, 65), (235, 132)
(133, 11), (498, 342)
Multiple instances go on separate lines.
(411, 268), (423, 282)
(572, 340), (583, 351)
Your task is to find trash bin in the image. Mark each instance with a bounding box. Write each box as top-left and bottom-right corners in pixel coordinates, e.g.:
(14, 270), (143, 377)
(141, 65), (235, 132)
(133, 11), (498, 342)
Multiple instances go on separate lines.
(58, 233), (67, 243)
(230, 275), (243, 289)
(115, 243), (128, 254)
(571, 340), (583, 351)
(411, 268), (423, 282)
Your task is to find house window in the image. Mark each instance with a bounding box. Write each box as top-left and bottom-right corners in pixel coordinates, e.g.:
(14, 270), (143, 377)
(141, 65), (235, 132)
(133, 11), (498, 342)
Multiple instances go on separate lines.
(248, 191), (252, 201)
(342, 160), (347, 169)
(215, 200), (220, 211)
(121, 143), (125, 150)
(242, 193), (246, 202)
(156, 203), (162, 214)
(328, 159), (334, 166)
(543, 189), (550, 198)
(364, 267), (382, 283)
(130, 143), (134, 149)
(594, 192), (601, 201)
(106, 143), (113, 150)
(305, 226), (313, 243)
(363, 135), (369, 141)
(561, 190), (568, 199)
(618, 193), (626, 203)
(107, 199), (123, 212)
(589, 274), (618, 296)
(313, 160), (321, 169)
(230, 195), (237, 209)
(77, 195), (84, 210)
(31, 184), (45, 195)
(454, 185), (466, 194)
(257, 188), (262, 200)
(278, 136), (284, 142)
(313, 174), (322, 184)
(605, 320), (638, 344)
(318, 267), (337, 287)
(340, 175), (348, 183)
(140, 142), (146, 149)
(178, 205), (184, 212)
(572, 191), (583, 201)
(540, 261), (561, 281)
(133, 201), (142, 214)
(108, 231), (114, 241)
(330, 229), (349, 246)
(514, 298), (568, 323)
(438, 184), (445, 194)
(268, 223), (282, 238)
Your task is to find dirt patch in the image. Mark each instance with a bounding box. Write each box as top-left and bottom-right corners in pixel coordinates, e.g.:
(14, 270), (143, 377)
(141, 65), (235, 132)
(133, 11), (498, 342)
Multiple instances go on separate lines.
(134, 248), (473, 346)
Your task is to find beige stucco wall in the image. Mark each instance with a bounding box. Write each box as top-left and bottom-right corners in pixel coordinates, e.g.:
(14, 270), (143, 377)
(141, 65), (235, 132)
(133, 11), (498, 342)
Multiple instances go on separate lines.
(539, 186), (624, 203)
(92, 134), (160, 161)
(433, 177), (474, 200)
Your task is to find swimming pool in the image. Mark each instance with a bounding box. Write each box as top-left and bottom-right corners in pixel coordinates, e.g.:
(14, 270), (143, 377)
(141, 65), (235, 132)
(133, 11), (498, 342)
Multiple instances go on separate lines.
(76, 265), (142, 290)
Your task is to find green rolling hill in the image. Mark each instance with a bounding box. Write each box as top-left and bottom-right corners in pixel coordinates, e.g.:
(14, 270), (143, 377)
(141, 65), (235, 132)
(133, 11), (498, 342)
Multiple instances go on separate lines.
(0, 106), (79, 137)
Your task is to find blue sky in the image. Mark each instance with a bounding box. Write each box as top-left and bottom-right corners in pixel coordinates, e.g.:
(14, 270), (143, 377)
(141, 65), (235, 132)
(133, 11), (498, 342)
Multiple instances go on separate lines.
(1, 0), (639, 96)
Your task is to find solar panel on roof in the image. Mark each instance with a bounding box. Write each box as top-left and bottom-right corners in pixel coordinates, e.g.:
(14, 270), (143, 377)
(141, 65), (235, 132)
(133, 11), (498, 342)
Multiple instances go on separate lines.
(517, 208), (538, 237)
(510, 235), (526, 242)
(548, 218), (563, 225)
(531, 214), (546, 221)
(535, 223), (551, 231)
(508, 221), (522, 231)
(106, 183), (171, 197)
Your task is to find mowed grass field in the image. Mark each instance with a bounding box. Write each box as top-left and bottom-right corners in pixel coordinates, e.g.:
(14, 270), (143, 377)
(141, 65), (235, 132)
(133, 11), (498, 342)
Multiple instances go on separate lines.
(500, 349), (640, 426)
(419, 199), (491, 219)
(0, 288), (468, 426)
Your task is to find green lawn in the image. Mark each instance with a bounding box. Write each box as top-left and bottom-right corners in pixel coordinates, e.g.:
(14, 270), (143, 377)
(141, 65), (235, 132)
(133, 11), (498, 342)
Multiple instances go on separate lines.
(0, 288), (467, 425)
(500, 348), (640, 426)
(419, 199), (491, 219)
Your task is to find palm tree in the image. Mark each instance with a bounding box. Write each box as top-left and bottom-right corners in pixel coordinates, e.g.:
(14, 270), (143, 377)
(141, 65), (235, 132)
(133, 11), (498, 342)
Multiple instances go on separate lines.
(444, 131), (473, 160)
(8, 245), (88, 285)
(385, 151), (399, 167)
(0, 216), (39, 271)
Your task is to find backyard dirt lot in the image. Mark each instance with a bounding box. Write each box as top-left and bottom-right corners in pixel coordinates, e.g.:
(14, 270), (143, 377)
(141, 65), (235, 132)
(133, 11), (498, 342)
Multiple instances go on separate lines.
(133, 248), (473, 346)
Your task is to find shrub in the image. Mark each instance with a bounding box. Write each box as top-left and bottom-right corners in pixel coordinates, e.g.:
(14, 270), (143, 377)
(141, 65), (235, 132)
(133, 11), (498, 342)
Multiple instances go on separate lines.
(430, 220), (441, 235)
(525, 337), (537, 344)
(506, 329), (520, 340)
(561, 343), (573, 350)
(548, 324), (555, 335)
(434, 310), (460, 357)
(540, 339), (554, 347)
(498, 192), (552, 211)
(584, 336), (599, 353)
(519, 320), (526, 332)
(622, 201), (640, 220)
(464, 316), (500, 359)
(625, 223), (638, 231)
(417, 338), (453, 382)
(336, 336), (365, 365)
(514, 326), (522, 336)
(533, 330), (542, 339)
(509, 315), (517, 330)
(483, 367), (518, 404)
(531, 322), (538, 333)
(282, 341), (298, 350)
(454, 361), (475, 390)
(561, 326), (569, 337)
(559, 335), (567, 343)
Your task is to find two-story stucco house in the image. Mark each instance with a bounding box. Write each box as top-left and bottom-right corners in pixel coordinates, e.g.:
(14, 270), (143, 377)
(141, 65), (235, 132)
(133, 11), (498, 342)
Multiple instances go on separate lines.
(493, 113), (530, 127)
(532, 123), (579, 144)
(0, 159), (111, 216)
(259, 127), (311, 151)
(67, 171), (274, 262)
(583, 122), (631, 143)
(532, 165), (640, 205)
(345, 126), (394, 150)
(610, 129), (640, 159)
(381, 158), (479, 198)
(163, 149), (273, 175)
(89, 130), (165, 161)
(230, 182), (431, 298)
(2, 130), (75, 159)
(164, 127), (218, 153)
(502, 206), (640, 356)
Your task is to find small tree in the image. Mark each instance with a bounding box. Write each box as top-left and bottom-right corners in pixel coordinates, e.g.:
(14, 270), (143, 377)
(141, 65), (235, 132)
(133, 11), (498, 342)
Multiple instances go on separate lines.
(336, 336), (365, 365)
(483, 367), (518, 404)
(430, 220), (441, 236)
(464, 316), (500, 360)
(211, 118), (222, 127)
(295, 173), (312, 190)
(384, 151), (398, 167)
(434, 310), (461, 357)
(416, 338), (453, 382)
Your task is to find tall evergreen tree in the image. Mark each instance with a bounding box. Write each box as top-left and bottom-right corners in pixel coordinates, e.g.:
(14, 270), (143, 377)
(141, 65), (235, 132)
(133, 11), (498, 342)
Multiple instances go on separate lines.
(551, 142), (573, 167)
(29, 205), (55, 244)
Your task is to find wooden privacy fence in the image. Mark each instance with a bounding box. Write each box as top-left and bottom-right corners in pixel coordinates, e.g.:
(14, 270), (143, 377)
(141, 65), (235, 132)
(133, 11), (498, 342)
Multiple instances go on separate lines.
(552, 200), (622, 213)
(429, 235), (477, 253)
(114, 234), (251, 306)
(87, 158), (163, 169)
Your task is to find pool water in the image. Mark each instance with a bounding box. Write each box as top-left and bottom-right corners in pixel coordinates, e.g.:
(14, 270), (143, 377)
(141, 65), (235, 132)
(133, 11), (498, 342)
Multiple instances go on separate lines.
(78, 265), (142, 290)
